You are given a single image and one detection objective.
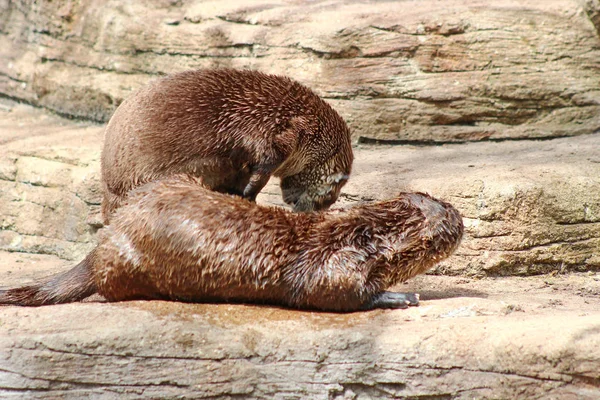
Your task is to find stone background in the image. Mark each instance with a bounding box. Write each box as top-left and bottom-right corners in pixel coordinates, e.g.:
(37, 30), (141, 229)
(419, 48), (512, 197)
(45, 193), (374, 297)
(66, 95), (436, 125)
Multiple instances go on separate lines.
(1, 0), (599, 142)
(1, 1), (600, 398)
(1, 0), (599, 276)
(2, 103), (599, 277)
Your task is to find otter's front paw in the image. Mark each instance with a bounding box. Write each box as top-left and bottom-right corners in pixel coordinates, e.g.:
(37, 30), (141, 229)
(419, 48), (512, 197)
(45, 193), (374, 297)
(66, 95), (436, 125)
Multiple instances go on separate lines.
(364, 291), (420, 310)
(242, 173), (270, 201)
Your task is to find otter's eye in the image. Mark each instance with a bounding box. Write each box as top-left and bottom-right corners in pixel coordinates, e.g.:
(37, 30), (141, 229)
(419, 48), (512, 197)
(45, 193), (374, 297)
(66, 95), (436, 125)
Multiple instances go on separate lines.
(326, 172), (350, 184)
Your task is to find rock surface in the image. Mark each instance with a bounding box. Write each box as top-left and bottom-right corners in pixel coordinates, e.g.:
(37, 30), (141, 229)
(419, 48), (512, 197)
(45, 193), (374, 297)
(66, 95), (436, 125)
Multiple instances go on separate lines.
(1, 0), (600, 142)
(1, 99), (598, 276)
(1, 1), (600, 396)
(0, 99), (599, 399)
(1, 264), (599, 399)
(0, 101), (102, 261)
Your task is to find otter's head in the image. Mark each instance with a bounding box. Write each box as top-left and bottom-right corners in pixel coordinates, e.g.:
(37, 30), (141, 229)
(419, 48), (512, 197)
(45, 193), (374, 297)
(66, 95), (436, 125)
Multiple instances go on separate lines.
(281, 150), (352, 212)
(276, 87), (354, 212)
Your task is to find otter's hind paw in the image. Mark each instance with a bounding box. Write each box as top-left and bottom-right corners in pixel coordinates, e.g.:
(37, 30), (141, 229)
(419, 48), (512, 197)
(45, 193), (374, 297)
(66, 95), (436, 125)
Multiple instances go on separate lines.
(365, 292), (420, 310)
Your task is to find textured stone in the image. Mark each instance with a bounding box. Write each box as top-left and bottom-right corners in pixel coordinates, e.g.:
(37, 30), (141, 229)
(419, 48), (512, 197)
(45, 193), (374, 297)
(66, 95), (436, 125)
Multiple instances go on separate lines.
(1, 0), (599, 142)
(1, 99), (599, 274)
(0, 287), (598, 399)
(1, 102), (600, 399)
(1, 2), (600, 397)
(0, 101), (101, 261)
(339, 136), (600, 276)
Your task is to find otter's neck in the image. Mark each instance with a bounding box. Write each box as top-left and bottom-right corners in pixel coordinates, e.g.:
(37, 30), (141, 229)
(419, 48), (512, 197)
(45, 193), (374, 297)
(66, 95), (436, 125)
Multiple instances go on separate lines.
(306, 204), (430, 291)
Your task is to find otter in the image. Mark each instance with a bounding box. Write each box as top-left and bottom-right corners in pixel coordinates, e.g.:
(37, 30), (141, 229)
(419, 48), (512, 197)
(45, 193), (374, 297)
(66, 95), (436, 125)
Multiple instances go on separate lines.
(101, 68), (353, 224)
(0, 177), (463, 311)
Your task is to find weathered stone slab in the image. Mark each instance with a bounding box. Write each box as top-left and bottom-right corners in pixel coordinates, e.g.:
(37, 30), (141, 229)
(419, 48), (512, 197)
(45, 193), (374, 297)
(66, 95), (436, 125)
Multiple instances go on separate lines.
(0, 102), (102, 261)
(0, 288), (598, 399)
(0, 102), (599, 400)
(1, 100), (599, 275)
(341, 135), (600, 276)
(1, 0), (599, 142)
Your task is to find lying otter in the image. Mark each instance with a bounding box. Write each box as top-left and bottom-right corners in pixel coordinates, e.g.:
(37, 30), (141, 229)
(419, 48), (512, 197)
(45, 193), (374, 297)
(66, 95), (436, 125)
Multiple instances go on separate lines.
(0, 177), (463, 311)
(101, 68), (353, 223)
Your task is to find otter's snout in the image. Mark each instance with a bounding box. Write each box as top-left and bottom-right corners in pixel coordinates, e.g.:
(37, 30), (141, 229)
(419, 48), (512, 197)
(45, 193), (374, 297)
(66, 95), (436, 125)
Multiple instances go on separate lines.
(282, 177), (347, 212)
(291, 193), (334, 213)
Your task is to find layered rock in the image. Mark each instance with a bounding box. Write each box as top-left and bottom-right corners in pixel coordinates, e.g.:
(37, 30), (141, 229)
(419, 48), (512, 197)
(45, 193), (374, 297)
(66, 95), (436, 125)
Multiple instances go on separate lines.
(1, 0), (599, 142)
(1, 100), (599, 276)
(1, 2), (600, 398)
(342, 136), (600, 276)
(1, 290), (599, 399)
(0, 102), (101, 261)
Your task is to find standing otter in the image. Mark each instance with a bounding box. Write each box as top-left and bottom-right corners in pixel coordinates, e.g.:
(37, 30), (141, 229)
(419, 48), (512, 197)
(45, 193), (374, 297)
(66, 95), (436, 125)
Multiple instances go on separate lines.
(0, 177), (463, 311)
(101, 69), (353, 223)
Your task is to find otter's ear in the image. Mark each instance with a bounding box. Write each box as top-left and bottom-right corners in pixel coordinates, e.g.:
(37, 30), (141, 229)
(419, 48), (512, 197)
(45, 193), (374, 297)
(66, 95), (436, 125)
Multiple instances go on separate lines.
(287, 116), (310, 134)
(274, 117), (303, 156)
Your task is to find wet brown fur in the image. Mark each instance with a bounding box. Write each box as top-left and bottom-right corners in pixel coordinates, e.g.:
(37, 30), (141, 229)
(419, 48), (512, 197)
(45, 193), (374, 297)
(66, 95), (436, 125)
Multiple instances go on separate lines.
(101, 68), (353, 224)
(0, 177), (463, 311)
(0, 252), (96, 306)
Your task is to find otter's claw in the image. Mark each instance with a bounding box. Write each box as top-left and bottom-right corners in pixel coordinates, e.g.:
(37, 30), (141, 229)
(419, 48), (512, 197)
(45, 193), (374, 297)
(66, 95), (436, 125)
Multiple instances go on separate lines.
(243, 172), (271, 201)
(365, 291), (420, 310)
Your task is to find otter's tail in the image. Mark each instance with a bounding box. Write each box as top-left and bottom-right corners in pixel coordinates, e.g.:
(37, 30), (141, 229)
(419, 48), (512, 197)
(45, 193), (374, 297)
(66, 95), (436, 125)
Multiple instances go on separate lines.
(0, 250), (97, 306)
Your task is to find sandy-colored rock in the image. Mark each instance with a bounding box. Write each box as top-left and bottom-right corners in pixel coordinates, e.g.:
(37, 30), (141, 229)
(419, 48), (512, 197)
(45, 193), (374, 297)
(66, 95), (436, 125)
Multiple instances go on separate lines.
(1, 99), (599, 275)
(1, 269), (599, 399)
(1, 0), (599, 142)
(341, 136), (600, 276)
(0, 96), (599, 400)
(0, 101), (102, 261)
